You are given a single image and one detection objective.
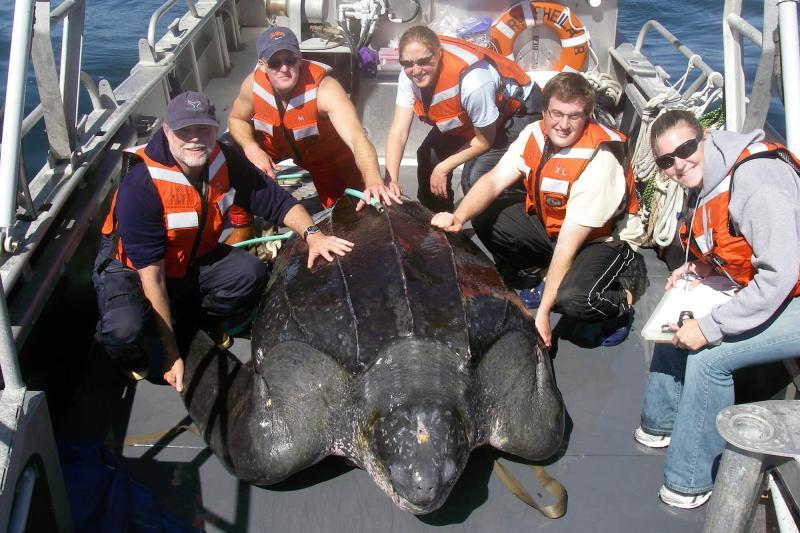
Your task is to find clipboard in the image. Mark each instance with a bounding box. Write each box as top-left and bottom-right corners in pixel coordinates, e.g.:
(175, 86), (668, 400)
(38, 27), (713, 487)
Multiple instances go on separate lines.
(641, 276), (739, 342)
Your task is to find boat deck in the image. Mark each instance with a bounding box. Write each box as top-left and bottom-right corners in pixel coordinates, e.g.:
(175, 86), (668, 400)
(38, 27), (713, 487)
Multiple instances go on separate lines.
(44, 26), (749, 533)
(53, 163), (711, 532)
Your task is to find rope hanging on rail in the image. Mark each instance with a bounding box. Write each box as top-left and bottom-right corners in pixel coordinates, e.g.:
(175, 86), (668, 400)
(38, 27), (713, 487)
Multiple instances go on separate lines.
(630, 56), (724, 248)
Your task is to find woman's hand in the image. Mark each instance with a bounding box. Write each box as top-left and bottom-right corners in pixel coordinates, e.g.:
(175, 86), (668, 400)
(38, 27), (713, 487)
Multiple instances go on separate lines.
(666, 261), (713, 290)
(430, 163), (451, 199)
(358, 182), (403, 211)
(669, 319), (709, 351)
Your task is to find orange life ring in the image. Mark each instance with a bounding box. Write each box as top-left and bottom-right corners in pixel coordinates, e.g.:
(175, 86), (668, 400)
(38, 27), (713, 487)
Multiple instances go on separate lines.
(490, 1), (589, 72)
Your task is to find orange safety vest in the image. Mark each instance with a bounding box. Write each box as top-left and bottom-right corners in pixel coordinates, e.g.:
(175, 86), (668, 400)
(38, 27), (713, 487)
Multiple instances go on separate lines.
(412, 36), (531, 141)
(252, 60), (361, 207)
(521, 120), (639, 241)
(101, 143), (235, 279)
(681, 141), (800, 296)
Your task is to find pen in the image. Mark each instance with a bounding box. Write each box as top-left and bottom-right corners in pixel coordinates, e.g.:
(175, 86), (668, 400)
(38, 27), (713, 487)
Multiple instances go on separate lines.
(708, 254), (741, 288)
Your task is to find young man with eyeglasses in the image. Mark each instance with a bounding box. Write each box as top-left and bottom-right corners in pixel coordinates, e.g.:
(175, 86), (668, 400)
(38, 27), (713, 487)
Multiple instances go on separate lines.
(228, 27), (400, 208)
(432, 72), (646, 348)
(385, 25), (541, 213)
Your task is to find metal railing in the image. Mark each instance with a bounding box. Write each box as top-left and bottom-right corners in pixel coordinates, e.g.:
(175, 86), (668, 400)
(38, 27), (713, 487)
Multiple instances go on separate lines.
(723, 0), (799, 152)
(777, 0), (800, 152)
(634, 19), (723, 98)
(147, 0), (200, 58)
(0, 0), (242, 528)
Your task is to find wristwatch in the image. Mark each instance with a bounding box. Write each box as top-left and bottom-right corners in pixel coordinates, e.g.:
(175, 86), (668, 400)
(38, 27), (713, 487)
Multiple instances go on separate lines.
(303, 224), (320, 240)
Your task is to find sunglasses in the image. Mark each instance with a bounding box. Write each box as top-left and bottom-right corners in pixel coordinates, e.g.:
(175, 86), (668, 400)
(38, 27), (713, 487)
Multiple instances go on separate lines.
(266, 56), (299, 69)
(655, 135), (703, 170)
(399, 54), (434, 69)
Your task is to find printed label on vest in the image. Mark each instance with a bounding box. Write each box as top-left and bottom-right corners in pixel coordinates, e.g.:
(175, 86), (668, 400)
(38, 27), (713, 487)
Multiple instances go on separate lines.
(167, 211), (200, 230)
(694, 233), (712, 255)
(540, 177), (570, 195)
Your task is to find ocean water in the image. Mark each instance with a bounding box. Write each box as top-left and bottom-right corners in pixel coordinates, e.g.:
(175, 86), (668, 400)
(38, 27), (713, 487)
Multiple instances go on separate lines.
(0, 0), (780, 174)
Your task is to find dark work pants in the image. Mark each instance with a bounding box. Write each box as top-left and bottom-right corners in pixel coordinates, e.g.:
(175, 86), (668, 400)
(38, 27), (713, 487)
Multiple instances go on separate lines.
(91, 236), (267, 369)
(416, 88), (542, 212)
(475, 200), (639, 322)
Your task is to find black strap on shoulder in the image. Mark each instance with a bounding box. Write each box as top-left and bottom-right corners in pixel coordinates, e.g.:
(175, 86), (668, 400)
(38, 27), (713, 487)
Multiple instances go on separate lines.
(274, 95), (305, 165)
(604, 139), (629, 169)
(185, 167), (210, 269)
(532, 137), (553, 221)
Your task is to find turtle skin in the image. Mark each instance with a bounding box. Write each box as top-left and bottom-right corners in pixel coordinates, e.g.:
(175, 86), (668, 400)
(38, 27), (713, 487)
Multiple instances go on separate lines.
(182, 197), (565, 514)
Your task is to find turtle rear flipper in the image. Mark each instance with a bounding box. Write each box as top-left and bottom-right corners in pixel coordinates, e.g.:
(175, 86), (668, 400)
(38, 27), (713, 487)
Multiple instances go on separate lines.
(477, 330), (565, 460)
(183, 333), (348, 484)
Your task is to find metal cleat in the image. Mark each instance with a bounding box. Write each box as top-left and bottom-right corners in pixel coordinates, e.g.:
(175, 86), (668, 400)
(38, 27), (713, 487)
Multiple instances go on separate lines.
(703, 400), (800, 533)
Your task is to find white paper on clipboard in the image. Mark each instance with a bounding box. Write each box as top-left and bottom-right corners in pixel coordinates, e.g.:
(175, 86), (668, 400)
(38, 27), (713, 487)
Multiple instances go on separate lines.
(641, 276), (739, 342)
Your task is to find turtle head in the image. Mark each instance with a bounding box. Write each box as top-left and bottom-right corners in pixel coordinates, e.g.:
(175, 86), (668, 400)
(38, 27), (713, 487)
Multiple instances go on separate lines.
(368, 403), (468, 514)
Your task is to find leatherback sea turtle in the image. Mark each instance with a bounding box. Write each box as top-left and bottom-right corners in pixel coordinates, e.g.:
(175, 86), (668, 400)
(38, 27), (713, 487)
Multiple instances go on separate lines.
(182, 197), (565, 514)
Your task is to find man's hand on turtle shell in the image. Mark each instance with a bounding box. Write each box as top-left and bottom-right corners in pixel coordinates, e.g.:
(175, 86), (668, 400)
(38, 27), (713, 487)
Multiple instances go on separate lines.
(306, 233), (354, 268)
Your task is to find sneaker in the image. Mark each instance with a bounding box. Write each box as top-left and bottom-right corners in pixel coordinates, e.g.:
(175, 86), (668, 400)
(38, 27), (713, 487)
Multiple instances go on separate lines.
(633, 426), (671, 448)
(600, 310), (634, 347)
(518, 281), (545, 309)
(658, 485), (712, 509)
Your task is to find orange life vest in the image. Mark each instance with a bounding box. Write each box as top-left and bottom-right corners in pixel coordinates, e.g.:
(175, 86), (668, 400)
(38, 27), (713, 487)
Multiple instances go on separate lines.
(681, 141), (800, 296)
(252, 60), (361, 207)
(101, 143), (235, 279)
(521, 120), (639, 240)
(412, 36), (531, 141)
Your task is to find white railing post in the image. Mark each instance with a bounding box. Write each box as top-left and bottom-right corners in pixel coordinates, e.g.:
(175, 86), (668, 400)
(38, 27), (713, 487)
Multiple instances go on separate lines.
(778, 0), (800, 153)
(723, 0), (746, 132)
(60, 0), (86, 134)
(0, 0), (35, 253)
(0, 276), (25, 392)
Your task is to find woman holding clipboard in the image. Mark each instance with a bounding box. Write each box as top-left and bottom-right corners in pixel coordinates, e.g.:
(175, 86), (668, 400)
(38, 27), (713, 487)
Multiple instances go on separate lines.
(633, 110), (800, 509)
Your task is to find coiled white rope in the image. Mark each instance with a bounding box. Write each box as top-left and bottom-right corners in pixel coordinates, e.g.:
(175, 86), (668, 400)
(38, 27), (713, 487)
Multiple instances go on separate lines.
(632, 61), (724, 247)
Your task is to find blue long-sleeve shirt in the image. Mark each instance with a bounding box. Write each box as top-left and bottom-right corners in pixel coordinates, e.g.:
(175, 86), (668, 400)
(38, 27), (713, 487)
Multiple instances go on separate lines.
(114, 129), (298, 268)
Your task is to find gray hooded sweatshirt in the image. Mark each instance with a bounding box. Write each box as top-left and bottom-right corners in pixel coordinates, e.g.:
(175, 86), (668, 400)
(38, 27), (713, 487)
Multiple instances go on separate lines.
(695, 129), (800, 344)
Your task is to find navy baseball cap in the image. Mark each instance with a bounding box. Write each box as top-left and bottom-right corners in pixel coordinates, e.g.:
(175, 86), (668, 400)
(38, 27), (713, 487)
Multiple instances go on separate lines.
(165, 91), (219, 130)
(257, 26), (300, 61)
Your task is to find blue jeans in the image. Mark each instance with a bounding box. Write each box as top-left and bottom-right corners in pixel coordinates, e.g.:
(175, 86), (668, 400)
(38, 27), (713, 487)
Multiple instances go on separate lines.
(640, 296), (800, 494)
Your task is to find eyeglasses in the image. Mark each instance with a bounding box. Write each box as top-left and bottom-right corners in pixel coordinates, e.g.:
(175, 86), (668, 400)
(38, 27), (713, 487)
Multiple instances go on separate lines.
(655, 135), (703, 170)
(546, 108), (586, 123)
(399, 55), (434, 69)
(266, 56), (299, 70)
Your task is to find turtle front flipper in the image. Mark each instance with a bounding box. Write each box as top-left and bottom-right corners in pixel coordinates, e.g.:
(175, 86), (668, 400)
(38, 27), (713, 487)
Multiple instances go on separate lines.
(182, 333), (348, 484)
(476, 330), (565, 460)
